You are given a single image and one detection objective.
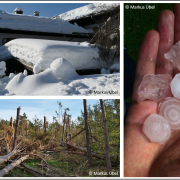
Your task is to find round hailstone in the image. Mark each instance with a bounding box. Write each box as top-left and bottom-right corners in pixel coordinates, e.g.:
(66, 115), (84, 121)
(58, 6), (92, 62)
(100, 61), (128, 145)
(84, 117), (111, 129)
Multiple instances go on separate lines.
(171, 73), (180, 99)
(159, 97), (180, 129)
(143, 114), (171, 144)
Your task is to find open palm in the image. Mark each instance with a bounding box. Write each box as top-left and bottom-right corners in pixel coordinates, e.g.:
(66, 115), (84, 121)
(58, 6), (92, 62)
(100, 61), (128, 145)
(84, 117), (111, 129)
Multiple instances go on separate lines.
(124, 4), (180, 177)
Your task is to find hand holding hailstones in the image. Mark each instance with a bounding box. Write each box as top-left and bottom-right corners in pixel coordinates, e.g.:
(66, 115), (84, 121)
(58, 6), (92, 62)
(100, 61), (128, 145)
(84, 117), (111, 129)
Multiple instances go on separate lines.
(138, 40), (180, 144)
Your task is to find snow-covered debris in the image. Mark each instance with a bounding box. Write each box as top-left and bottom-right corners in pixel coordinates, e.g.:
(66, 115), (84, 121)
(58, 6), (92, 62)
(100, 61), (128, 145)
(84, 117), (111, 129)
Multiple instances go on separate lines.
(0, 9), (90, 34)
(101, 63), (120, 74)
(0, 39), (100, 73)
(1, 59), (119, 95)
(59, 3), (120, 21)
(101, 68), (110, 74)
(50, 58), (79, 79)
(109, 63), (120, 73)
(0, 61), (6, 77)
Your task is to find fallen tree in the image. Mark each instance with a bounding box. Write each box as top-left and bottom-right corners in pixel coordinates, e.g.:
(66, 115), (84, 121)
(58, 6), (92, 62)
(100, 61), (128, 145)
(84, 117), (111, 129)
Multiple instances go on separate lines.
(51, 139), (105, 159)
(0, 149), (36, 177)
(0, 148), (21, 165)
(0, 154), (29, 177)
(66, 128), (85, 142)
(21, 163), (49, 177)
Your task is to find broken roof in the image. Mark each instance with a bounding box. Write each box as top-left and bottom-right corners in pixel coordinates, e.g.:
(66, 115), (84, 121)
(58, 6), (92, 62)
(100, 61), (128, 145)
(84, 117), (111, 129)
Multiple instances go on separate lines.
(58, 3), (120, 21)
(0, 9), (91, 34)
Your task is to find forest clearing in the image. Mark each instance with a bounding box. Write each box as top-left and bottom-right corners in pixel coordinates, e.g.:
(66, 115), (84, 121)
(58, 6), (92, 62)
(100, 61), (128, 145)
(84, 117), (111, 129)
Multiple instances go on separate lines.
(0, 99), (120, 177)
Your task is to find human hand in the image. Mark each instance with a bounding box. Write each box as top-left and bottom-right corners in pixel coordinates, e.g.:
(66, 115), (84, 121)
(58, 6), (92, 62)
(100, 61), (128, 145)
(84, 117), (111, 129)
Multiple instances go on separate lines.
(124, 4), (180, 177)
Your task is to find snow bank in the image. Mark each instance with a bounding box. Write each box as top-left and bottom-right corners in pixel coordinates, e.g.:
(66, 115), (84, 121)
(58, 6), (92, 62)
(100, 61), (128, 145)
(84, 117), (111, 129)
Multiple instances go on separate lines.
(59, 3), (120, 21)
(0, 9), (90, 34)
(0, 61), (6, 77)
(1, 58), (119, 95)
(3, 73), (119, 96)
(0, 39), (100, 73)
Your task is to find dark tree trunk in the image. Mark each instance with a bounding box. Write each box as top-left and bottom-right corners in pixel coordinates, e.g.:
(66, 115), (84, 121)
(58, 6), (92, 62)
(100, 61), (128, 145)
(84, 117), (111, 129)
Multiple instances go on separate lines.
(62, 110), (66, 142)
(10, 117), (13, 128)
(12, 107), (21, 150)
(83, 99), (92, 166)
(26, 120), (28, 136)
(100, 99), (112, 175)
(44, 116), (46, 135)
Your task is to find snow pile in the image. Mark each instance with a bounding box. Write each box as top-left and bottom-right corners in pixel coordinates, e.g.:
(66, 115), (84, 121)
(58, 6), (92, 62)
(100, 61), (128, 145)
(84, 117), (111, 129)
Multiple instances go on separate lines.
(0, 9), (90, 34)
(101, 63), (120, 74)
(0, 39), (100, 73)
(59, 3), (120, 21)
(0, 61), (6, 77)
(0, 58), (119, 96)
(50, 58), (79, 79)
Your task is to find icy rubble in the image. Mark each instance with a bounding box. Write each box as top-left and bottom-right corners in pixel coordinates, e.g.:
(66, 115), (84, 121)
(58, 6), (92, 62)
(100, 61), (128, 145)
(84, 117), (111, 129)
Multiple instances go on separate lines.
(137, 74), (172, 103)
(143, 114), (171, 144)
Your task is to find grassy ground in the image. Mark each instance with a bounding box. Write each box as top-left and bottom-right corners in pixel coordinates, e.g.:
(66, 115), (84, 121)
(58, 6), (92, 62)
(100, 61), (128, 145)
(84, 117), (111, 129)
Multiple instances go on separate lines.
(124, 3), (175, 63)
(4, 150), (120, 177)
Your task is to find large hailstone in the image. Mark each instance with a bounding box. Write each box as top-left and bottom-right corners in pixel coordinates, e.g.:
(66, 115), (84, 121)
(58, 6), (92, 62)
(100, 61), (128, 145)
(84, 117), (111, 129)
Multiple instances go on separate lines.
(137, 74), (172, 103)
(159, 97), (180, 129)
(171, 73), (180, 99)
(143, 114), (171, 144)
(164, 41), (180, 70)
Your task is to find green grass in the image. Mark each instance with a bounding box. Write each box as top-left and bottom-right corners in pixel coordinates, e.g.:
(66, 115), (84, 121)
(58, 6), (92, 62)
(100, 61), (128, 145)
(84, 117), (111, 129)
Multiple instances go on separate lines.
(124, 3), (176, 63)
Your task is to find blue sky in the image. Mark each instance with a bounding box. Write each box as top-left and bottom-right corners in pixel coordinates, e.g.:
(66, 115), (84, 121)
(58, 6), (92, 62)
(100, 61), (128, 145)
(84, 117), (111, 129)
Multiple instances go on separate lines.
(0, 3), (91, 17)
(0, 99), (102, 124)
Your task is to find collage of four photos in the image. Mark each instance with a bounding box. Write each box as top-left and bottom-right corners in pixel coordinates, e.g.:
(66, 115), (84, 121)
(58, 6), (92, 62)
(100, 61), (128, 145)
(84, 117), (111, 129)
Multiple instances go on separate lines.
(0, 1), (120, 178)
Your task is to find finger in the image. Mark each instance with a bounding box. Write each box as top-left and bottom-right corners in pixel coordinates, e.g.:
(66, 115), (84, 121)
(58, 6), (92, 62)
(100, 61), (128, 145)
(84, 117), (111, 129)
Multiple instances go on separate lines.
(173, 4), (180, 75)
(156, 10), (174, 76)
(132, 30), (160, 102)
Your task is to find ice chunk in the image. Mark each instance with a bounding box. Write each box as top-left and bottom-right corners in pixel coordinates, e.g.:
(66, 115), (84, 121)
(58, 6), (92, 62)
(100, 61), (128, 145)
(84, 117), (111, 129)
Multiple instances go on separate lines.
(0, 61), (6, 78)
(137, 74), (172, 103)
(159, 97), (180, 129)
(164, 41), (180, 70)
(143, 114), (171, 144)
(50, 58), (79, 80)
(170, 73), (180, 99)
